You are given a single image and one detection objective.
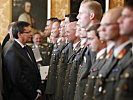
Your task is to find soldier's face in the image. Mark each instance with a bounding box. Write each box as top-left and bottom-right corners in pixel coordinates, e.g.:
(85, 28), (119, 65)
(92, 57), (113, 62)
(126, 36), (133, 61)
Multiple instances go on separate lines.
(59, 21), (65, 37)
(98, 13), (120, 41)
(25, 2), (31, 13)
(88, 30), (101, 52)
(33, 34), (43, 46)
(77, 3), (91, 29)
(51, 22), (60, 38)
(118, 8), (133, 38)
(66, 23), (77, 42)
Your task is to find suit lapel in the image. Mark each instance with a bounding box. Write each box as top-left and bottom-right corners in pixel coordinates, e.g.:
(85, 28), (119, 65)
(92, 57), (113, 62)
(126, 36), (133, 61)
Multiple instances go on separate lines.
(13, 41), (38, 71)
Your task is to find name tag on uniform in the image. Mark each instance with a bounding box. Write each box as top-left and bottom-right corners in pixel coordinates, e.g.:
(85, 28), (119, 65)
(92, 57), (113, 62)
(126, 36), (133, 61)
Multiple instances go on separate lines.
(40, 66), (49, 80)
(32, 48), (42, 62)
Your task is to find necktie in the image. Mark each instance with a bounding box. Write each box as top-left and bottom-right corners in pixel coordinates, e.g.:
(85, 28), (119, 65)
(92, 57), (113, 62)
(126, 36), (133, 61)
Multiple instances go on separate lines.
(23, 46), (32, 61)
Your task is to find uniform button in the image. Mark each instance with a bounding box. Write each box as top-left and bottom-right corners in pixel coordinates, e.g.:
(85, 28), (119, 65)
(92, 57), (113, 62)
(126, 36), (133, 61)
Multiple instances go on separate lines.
(84, 93), (87, 96)
(116, 87), (120, 92)
(124, 73), (129, 78)
(102, 90), (107, 94)
(111, 77), (115, 81)
(92, 76), (95, 79)
(69, 82), (70, 85)
(94, 86), (96, 89)
(92, 96), (95, 99)
(86, 84), (88, 87)
(99, 74), (102, 78)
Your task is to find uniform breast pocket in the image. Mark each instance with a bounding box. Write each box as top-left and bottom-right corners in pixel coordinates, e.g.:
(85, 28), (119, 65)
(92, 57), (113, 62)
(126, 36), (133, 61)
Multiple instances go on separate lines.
(115, 68), (133, 100)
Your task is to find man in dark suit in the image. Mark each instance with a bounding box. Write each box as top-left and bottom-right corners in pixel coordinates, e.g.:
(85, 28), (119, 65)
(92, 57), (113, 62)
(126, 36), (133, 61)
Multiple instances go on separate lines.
(2, 21), (42, 100)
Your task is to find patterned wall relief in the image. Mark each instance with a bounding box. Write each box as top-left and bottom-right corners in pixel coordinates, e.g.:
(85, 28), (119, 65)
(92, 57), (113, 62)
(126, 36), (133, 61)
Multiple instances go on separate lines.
(51, 0), (70, 19)
(0, 0), (11, 43)
(109, 0), (125, 8)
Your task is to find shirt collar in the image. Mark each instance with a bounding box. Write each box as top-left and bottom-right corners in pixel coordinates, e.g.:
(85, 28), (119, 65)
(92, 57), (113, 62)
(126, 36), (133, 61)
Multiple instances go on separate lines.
(106, 42), (115, 54)
(73, 41), (80, 50)
(14, 39), (25, 48)
(80, 38), (87, 46)
(96, 48), (106, 60)
(114, 40), (131, 58)
(34, 44), (38, 48)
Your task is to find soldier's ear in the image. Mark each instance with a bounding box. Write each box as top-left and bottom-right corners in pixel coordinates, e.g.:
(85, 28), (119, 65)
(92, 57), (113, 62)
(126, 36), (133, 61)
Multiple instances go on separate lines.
(89, 12), (95, 20)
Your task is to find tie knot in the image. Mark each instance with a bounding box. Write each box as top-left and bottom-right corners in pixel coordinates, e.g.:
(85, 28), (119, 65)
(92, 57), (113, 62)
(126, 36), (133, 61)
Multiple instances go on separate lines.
(23, 46), (28, 51)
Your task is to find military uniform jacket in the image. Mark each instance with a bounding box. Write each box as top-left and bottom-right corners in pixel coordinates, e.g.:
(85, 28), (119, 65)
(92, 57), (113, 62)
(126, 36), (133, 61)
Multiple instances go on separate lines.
(45, 42), (66, 94)
(55, 43), (73, 100)
(63, 42), (81, 100)
(74, 46), (91, 100)
(93, 43), (132, 100)
(64, 43), (87, 100)
(31, 43), (53, 66)
(83, 49), (106, 100)
(115, 55), (133, 100)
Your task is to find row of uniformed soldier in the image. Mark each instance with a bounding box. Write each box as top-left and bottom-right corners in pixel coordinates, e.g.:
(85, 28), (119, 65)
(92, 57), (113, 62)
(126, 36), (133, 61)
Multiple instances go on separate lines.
(45, 1), (133, 100)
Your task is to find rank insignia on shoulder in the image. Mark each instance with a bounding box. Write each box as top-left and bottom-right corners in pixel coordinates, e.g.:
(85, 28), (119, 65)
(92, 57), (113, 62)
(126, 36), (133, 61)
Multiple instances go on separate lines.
(106, 50), (113, 59)
(43, 43), (48, 47)
(117, 49), (126, 59)
(99, 54), (104, 59)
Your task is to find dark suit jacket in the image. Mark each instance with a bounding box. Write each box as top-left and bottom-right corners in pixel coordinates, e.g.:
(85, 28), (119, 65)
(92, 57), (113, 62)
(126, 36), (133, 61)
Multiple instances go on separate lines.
(2, 41), (42, 100)
(2, 33), (10, 49)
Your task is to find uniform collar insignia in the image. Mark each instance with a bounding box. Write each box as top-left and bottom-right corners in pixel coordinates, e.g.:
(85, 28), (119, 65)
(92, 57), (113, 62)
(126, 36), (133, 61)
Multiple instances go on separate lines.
(106, 49), (113, 59)
(116, 49), (126, 59)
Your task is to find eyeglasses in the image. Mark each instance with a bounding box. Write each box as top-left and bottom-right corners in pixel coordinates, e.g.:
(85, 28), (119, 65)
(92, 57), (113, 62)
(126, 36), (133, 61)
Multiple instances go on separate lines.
(23, 30), (32, 34)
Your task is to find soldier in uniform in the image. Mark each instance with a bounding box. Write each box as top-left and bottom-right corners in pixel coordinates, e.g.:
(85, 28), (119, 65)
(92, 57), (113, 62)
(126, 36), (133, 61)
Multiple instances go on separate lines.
(93, 7), (132, 100)
(114, 1), (133, 100)
(32, 32), (53, 66)
(63, 21), (81, 100)
(45, 19), (66, 100)
(83, 24), (107, 100)
(74, 1), (103, 100)
(43, 18), (58, 43)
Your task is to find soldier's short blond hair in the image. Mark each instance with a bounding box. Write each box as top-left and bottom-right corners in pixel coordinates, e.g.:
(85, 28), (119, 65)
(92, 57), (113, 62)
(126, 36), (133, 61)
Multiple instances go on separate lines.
(81, 0), (103, 21)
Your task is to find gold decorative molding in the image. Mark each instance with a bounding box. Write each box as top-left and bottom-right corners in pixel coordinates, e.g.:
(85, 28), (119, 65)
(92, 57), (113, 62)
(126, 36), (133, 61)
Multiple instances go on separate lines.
(0, 0), (11, 43)
(51, 0), (70, 19)
(109, 0), (125, 8)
